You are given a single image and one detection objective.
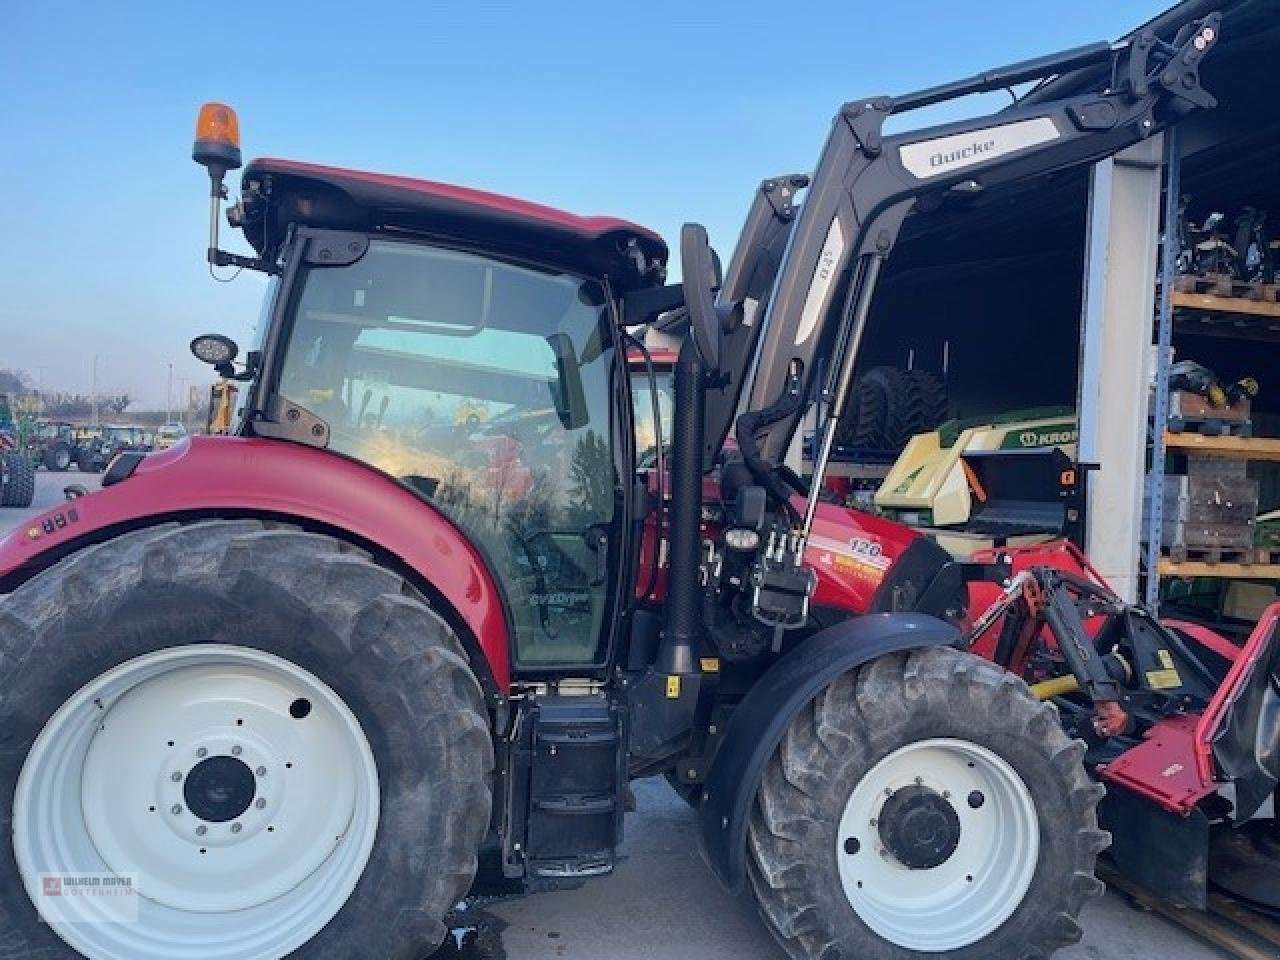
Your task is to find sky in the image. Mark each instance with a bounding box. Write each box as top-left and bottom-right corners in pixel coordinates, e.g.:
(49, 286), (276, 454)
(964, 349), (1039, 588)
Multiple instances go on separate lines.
(0, 0), (1169, 409)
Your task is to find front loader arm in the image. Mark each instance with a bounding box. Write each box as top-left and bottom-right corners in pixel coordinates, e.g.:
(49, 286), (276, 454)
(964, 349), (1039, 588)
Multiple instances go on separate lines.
(741, 14), (1222, 537)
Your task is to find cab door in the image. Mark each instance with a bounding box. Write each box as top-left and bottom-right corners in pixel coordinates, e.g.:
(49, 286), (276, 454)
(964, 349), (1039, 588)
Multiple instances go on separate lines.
(273, 233), (629, 671)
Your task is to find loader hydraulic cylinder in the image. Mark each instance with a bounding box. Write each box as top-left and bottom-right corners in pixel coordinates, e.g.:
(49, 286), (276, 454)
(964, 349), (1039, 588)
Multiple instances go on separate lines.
(657, 335), (705, 676)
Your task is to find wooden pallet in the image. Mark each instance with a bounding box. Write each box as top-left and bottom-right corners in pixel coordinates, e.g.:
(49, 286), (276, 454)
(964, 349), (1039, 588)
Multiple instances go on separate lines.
(1165, 545), (1280, 566)
(1101, 865), (1280, 960)
(1164, 433), (1280, 462)
(1168, 418), (1255, 437)
(1175, 274), (1280, 302)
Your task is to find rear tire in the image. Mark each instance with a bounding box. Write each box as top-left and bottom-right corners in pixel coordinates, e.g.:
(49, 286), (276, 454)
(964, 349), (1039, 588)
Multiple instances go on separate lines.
(747, 647), (1107, 960)
(902, 369), (948, 437)
(838, 367), (914, 450)
(1, 452), (35, 507)
(0, 520), (494, 960)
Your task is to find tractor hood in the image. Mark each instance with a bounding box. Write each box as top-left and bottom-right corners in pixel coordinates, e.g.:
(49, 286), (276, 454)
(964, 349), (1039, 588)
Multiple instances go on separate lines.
(235, 158), (668, 293)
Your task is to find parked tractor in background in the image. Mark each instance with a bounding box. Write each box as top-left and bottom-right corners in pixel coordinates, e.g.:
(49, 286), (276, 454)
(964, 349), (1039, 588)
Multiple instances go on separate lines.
(1, 14), (1265, 960)
(75, 425), (152, 473)
(25, 419), (77, 471)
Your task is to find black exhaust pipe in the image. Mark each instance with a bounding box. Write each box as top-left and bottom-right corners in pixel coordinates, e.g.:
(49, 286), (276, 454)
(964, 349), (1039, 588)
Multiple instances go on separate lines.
(657, 334), (704, 676)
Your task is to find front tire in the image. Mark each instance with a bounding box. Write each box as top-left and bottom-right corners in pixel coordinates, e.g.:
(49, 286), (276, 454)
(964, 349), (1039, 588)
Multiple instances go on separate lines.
(0, 520), (494, 960)
(747, 647), (1107, 960)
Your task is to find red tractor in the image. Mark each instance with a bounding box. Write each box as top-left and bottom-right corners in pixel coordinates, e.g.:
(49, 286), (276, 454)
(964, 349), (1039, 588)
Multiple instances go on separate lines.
(2, 13), (1270, 960)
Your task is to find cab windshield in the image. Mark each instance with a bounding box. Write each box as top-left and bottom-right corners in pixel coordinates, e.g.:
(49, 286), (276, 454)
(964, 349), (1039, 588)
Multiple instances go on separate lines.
(275, 238), (621, 667)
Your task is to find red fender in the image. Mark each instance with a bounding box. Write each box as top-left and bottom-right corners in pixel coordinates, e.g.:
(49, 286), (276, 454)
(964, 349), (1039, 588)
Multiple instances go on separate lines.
(0, 436), (510, 690)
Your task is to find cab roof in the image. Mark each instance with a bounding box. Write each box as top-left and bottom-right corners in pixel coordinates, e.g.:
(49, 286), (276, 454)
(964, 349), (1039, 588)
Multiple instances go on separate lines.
(240, 158), (668, 292)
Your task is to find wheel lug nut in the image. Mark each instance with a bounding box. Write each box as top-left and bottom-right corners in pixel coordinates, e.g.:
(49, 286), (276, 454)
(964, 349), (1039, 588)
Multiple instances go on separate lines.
(231, 823), (242, 834)
(256, 798), (267, 809)
(256, 766), (267, 776)
(914, 776), (923, 786)
(196, 747), (208, 758)
(171, 804), (182, 815)
(231, 745), (242, 756)
(170, 771), (183, 782)
(883, 788), (893, 797)
(968, 791), (986, 809)
(196, 825), (207, 836)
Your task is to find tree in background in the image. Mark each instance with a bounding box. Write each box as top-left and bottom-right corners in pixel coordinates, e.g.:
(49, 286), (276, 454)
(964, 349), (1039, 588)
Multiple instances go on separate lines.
(0, 369), (32, 396)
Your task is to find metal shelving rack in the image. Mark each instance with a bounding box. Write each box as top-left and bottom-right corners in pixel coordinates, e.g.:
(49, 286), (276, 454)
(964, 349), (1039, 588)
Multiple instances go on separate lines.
(1143, 128), (1280, 609)
(1143, 128), (1181, 612)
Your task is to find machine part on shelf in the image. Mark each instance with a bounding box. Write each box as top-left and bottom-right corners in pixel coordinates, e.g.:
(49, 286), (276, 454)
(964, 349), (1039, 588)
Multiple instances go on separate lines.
(1225, 377), (1260, 406)
(1192, 212), (1237, 277)
(1170, 359), (1228, 407)
(1231, 207), (1263, 282)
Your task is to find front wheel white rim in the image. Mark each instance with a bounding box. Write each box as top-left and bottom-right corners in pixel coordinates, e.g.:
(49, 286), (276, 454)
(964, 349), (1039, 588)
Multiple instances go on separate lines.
(835, 738), (1039, 952)
(14, 644), (380, 960)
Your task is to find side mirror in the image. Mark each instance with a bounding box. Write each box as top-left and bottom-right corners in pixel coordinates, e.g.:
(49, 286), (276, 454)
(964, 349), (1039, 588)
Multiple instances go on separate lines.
(679, 223), (721, 370)
(190, 333), (240, 379)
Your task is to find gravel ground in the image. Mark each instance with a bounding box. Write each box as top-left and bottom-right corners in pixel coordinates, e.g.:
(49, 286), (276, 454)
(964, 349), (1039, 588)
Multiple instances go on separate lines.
(0, 471), (1227, 960)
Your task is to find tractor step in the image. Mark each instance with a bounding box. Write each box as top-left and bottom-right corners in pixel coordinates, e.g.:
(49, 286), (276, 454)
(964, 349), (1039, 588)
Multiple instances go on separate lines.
(502, 694), (626, 881)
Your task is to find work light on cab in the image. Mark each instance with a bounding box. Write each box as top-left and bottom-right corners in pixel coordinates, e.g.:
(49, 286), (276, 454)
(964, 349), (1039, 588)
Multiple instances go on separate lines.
(190, 333), (240, 377)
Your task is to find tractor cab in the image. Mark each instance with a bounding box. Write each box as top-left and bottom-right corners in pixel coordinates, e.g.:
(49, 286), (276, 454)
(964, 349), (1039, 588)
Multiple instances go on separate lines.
(201, 151), (668, 671)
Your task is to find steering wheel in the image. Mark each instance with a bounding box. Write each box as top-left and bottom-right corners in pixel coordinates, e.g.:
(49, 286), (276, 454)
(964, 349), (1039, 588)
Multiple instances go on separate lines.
(680, 223), (721, 370)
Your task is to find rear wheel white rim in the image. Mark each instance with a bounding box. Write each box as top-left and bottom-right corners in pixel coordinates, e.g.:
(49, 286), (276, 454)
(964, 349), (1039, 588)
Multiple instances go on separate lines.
(835, 737), (1038, 951)
(14, 644), (380, 959)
